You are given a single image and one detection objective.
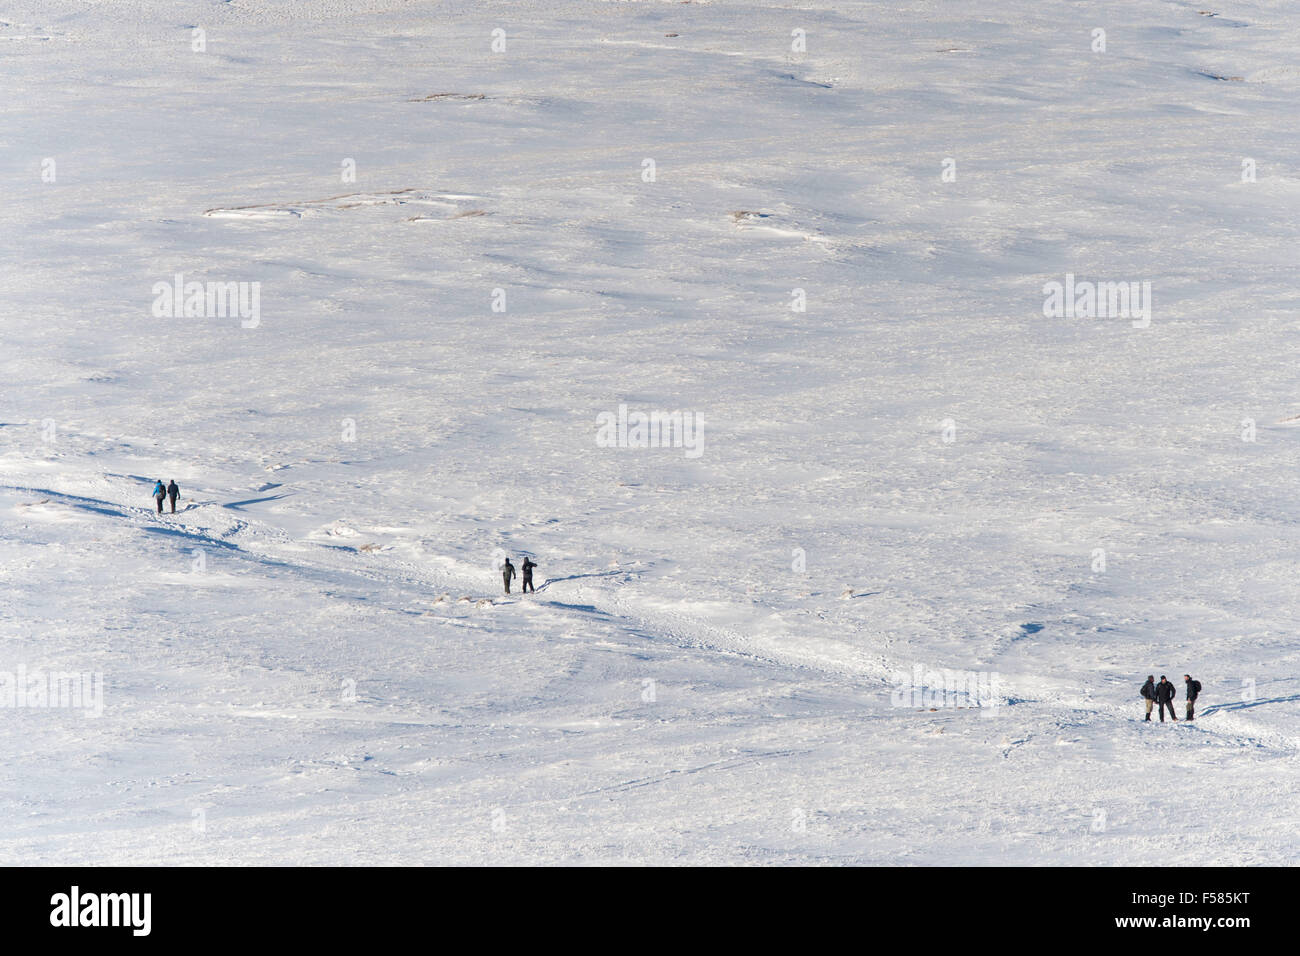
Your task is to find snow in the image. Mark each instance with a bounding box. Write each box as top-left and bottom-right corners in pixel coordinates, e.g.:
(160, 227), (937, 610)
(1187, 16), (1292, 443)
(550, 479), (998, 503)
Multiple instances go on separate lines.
(2, 0), (1299, 864)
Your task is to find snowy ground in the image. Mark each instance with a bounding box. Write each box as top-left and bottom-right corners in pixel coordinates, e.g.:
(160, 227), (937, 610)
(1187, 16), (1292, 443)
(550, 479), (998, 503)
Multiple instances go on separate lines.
(3, 0), (1300, 864)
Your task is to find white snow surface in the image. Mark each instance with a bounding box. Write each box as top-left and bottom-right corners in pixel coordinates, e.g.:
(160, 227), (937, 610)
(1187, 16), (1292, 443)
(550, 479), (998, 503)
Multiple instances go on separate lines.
(3, 0), (1300, 864)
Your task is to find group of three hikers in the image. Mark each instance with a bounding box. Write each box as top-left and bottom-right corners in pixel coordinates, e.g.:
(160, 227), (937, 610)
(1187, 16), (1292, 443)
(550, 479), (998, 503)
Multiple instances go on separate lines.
(1140, 674), (1201, 722)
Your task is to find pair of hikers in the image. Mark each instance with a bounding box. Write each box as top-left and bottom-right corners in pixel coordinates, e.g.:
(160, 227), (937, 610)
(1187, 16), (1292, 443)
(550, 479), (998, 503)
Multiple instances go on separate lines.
(151, 479), (180, 514)
(501, 557), (537, 594)
(1140, 674), (1200, 722)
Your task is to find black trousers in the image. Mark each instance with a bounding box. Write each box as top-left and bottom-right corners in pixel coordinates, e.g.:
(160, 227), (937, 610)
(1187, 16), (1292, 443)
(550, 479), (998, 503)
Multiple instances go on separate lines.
(156, 496), (164, 513)
(523, 575), (534, 593)
(168, 495), (177, 513)
(503, 574), (512, 594)
(1159, 700), (1177, 721)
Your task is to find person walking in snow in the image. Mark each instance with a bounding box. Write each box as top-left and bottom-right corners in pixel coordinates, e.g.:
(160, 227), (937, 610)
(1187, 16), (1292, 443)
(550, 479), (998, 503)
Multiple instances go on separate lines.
(166, 480), (180, 514)
(502, 557), (516, 594)
(1155, 675), (1178, 722)
(152, 479), (166, 514)
(521, 557), (537, 594)
(1183, 674), (1201, 722)
(1140, 675), (1156, 721)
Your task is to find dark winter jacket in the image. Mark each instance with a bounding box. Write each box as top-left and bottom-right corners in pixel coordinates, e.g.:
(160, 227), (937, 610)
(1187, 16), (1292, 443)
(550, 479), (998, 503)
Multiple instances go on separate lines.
(1155, 680), (1176, 703)
(167, 481), (179, 499)
(521, 559), (536, 579)
(1140, 679), (1155, 700)
(502, 561), (515, 581)
(1185, 678), (1200, 701)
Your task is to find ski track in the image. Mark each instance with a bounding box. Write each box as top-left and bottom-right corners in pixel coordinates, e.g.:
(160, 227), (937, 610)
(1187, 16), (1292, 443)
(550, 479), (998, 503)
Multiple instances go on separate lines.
(6, 472), (1285, 763)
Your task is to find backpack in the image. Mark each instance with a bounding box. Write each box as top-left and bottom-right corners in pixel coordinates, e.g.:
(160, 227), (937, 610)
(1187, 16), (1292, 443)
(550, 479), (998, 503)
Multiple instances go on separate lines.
(1192, 680), (1202, 695)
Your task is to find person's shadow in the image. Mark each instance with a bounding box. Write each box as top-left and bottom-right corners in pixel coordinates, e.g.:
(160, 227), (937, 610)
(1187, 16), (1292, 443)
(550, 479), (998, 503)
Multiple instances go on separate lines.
(1199, 692), (1300, 717)
(534, 569), (634, 593)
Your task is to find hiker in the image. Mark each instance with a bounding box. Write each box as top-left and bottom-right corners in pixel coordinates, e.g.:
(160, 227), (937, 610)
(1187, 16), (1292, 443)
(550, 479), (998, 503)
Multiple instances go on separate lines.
(1140, 675), (1156, 721)
(502, 557), (516, 594)
(152, 479), (166, 514)
(1183, 674), (1201, 721)
(166, 480), (180, 514)
(1155, 675), (1178, 722)
(521, 557), (537, 594)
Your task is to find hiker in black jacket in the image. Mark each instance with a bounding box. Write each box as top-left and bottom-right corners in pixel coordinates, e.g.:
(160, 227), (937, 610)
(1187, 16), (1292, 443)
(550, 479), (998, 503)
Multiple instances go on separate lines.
(166, 480), (180, 514)
(1155, 676), (1178, 722)
(1140, 676), (1156, 721)
(521, 557), (536, 594)
(502, 557), (516, 594)
(1183, 674), (1201, 721)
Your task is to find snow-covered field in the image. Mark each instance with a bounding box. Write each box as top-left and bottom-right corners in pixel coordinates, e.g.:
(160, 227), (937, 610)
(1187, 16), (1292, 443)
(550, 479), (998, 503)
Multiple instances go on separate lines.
(3, 0), (1299, 864)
